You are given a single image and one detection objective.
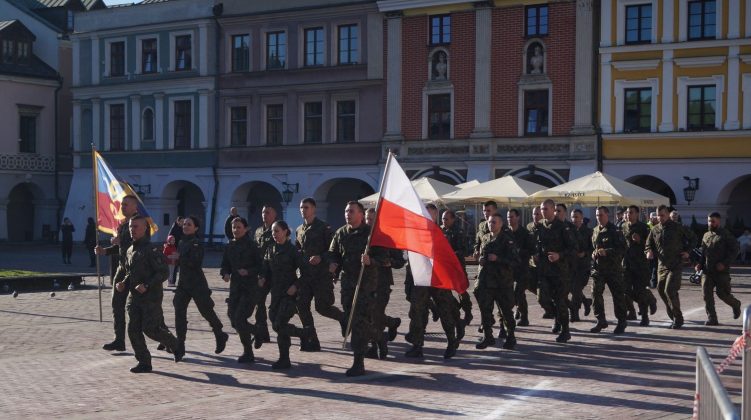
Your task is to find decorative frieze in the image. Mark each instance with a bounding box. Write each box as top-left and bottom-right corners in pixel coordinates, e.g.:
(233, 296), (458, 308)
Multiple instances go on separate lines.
(0, 154), (55, 172)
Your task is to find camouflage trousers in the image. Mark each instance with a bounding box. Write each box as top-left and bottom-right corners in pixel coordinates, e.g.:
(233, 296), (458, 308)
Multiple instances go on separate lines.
(591, 270), (628, 323)
(270, 294), (304, 360)
(227, 282), (258, 352)
(173, 285), (224, 343)
(702, 272), (740, 320)
(127, 299), (178, 366)
(474, 284), (516, 334)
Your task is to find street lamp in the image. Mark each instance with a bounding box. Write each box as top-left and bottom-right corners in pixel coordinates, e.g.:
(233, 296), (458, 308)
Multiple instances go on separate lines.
(683, 177), (699, 205)
(282, 182), (299, 205)
(132, 183), (151, 197)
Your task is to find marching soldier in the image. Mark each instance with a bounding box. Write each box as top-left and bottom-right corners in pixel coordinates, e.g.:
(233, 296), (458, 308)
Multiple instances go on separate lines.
(622, 205), (657, 326)
(697, 212), (742, 325)
(253, 205), (277, 346)
(506, 209), (534, 327)
(569, 208), (593, 322)
(589, 207), (628, 334)
(442, 210), (469, 338)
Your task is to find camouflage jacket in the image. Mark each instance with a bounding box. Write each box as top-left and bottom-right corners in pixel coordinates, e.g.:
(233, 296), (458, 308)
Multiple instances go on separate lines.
(328, 223), (381, 289)
(477, 230), (516, 289)
(373, 246), (406, 286)
(114, 237), (168, 303)
(473, 220), (490, 255)
(255, 224), (274, 257)
(700, 227), (740, 274)
(176, 234), (209, 289)
(506, 225), (534, 273)
(622, 221), (650, 271)
(573, 224), (594, 262)
(220, 234), (262, 289)
(295, 217), (333, 275)
(535, 218), (577, 276)
(645, 220), (690, 270)
(442, 223), (467, 268)
(591, 222), (626, 273)
(262, 240), (306, 298)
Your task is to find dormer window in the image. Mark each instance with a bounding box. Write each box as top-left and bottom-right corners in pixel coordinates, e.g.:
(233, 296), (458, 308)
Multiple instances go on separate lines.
(2, 40), (13, 62)
(18, 41), (29, 60)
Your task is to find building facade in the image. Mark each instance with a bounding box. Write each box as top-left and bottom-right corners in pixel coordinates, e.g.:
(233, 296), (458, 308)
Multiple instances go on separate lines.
(599, 0), (751, 225)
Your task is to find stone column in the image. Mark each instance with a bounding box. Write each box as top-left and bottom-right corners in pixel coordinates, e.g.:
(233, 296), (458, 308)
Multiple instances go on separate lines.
(662, 0), (674, 42)
(599, 54), (612, 133)
(659, 50), (674, 132)
(571, 0), (596, 134)
(131, 95), (141, 150)
(384, 13), (403, 140)
(0, 199), (7, 240)
(72, 100), (82, 152)
(154, 93), (165, 149)
(471, 5), (493, 138)
(199, 23), (209, 76)
(198, 90), (210, 149)
(91, 98), (101, 149)
(725, 46), (741, 130)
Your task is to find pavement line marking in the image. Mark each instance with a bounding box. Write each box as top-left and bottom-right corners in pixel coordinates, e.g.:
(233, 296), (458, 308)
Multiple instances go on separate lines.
(482, 379), (553, 419)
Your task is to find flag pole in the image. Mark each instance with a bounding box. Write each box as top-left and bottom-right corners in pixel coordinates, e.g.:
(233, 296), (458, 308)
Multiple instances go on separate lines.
(341, 151), (395, 349)
(92, 144), (103, 323)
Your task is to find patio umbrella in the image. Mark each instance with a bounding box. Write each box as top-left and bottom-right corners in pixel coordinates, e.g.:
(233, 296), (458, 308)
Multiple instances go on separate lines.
(441, 175), (547, 205)
(358, 177), (460, 206)
(529, 171), (670, 207)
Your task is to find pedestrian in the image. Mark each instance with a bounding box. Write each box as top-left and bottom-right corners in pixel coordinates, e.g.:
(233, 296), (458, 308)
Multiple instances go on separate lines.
(94, 194), (141, 352)
(84, 217), (97, 267)
(622, 205), (657, 326)
(224, 207), (239, 242)
(173, 216), (229, 355)
(61, 217), (75, 264)
(569, 208), (593, 322)
(167, 216), (184, 285)
(697, 212), (742, 325)
(646, 205), (691, 329)
(253, 205), (277, 347)
(221, 216), (263, 363)
(475, 212), (518, 351)
(589, 206), (628, 335)
(114, 215), (183, 373)
(163, 235), (179, 287)
(328, 201), (382, 376)
(260, 220), (311, 369)
(295, 198), (344, 352)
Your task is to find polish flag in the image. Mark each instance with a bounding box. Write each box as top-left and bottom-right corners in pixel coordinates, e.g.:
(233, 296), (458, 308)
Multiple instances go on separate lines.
(369, 154), (468, 294)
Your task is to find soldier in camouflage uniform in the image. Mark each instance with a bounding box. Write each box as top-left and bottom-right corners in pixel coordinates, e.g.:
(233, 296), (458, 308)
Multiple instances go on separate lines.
(536, 200), (577, 343)
(475, 213), (518, 351)
(472, 201), (497, 332)
(253, 205), (277, 346)
(589, 206), (628, 334)
(506, 209), (534, 326)
(622, 205), (657, 326)
(442, 209), (468, 339)
(554, 204), (579, 327)
(569, 209), (593, 322)
(114, 215), (183, 373)
(260, 221), (311, 370)
(328, 201), (383, 376)
(173, 216), (229, 354)
(95, 195), (149, 352)
(296, 198), (344, 352)
(696, 212), (742, 325)
(646, 205), (691, 329)
(220, 216), (263, 363)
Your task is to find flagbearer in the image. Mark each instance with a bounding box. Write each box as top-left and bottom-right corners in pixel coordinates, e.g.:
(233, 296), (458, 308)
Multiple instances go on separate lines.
(475, 212), (518, 351)
(95, 194), (140, 352)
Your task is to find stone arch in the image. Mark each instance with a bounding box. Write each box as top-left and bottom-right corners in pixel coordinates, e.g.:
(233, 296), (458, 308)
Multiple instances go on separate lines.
(313, 178), (375, 228)
(523, 38), (546, 75)
(507, 166), (563, 187)
(410, 167), (465, 185)
(428, 47), (450, 81)
(717, 174), (751, 230)
(6, 182), (44, 241)
(162, 180), (207, 230)
(626, 175), (677, 206)
(230, 181), (282, 232)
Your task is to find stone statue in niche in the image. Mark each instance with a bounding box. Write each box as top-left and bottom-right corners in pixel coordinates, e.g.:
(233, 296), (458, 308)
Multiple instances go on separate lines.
(432, 51), (448, 80)
(528, 44), (544, 75)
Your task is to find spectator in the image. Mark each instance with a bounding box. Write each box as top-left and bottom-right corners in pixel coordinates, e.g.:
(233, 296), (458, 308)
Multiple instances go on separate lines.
(224, 207), (239, 242)
(61, 217), (75, 264)
(163, 235), (179, 287)
(739, 229), (751, 264)
(85, 217), (97, 267)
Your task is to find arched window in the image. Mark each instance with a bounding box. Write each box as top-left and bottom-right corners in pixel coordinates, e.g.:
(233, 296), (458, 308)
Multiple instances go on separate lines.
(142, 108), (154, 143)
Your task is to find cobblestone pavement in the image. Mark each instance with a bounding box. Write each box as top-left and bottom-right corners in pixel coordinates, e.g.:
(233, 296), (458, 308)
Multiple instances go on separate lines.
(0, 244), (748, 419)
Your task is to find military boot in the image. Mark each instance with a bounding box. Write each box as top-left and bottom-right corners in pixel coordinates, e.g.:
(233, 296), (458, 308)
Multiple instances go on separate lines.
(552, 321), (561, 334)
(704, 317), (719, 326)
(590, 319), (608, 333)
(639, 314), (650, 327)
(463, 312), (473, 327)
(649, 297), (658, 315)
(365, 343), (379, 359)
(475, 329), (496, 349)
(102, 340), (125, 352)
(517, 314), (530, 327)
(613, 320), (627, 334)
(130, 363), (152, 373)
(444, 329), (458, 359)
(498, 324), (507, 338)
(173, 340), (185, 363)
(377, 338), (389, 360)
(273, 337), (292, 370)
(255, 325), (271, 349)
(583, 298), (593, 317)
(238, 347), (255, 364)
(346, 354), (365, 377)
(301, 328), (320, 352)
(214, 331), (229, 354)
(456, 320), (466, 342)
(502, 331), (517, 350)
(405, 344), (424, 358)
(555, 324), (571, 343)
(670, 317), (684, 329)
(733, 302), (742, 319)
(387, 317), (401, 342)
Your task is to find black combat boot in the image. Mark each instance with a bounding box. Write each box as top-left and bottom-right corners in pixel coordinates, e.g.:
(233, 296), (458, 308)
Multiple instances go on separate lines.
(498, 324), (507, 338)
(273, 337), (291, 369)
(405, 344), (424, 358)
(670, 317), (684, 329)
(173, 341), (185, 363)
(639, 314), (650, 327)
(130, 363), (152, 373)
(552, 321), (561, 334)
(649, 297), (658, 315)
(301, 328), (320, 352)
(214, 331), (229, 354)
(733, 302), (742, 319)
(238, 347), (255, 364)
(463, 312), (473, 327)
(387, 318), (401, 342)
(590, 319), (608, 333)
(456, 321), (465, 342)
(365, 343), (379, 359)
(102, 340), (125, 352)
(377, 338), (389, 360)
(583, 298), (593, 316)
(475, 329), (495, 349)
(502, 331), (517, 350)
(613, 320), (627, 334)
(555, 325), (571, 343)
(704, 317), (719, 326)
(517, 314), (530, 327)
(346, 354), (365, 377)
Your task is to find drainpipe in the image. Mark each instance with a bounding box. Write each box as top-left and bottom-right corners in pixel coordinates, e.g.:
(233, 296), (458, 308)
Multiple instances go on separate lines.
(207, 3), (223, 245)
(54, 74), (63, 235)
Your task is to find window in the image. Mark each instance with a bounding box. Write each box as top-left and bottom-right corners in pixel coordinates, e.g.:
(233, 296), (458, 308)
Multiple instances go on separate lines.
(428, 94), (451, 139)
(526, 5), (549, 36)
(524, 90), (549, 135)
(266, 31), (286, 70)
(17, 41), (28, 61)
(67, 10), (74, 31)
(142, 108), (154, 143)
(304, 27), (324, 67)
(2, 40), (13, 62)
(174, 100), (191, 148)
(232, 34), (250, 72)
(110, 41), (125, 77)
(230, 106), (247, 146)
(266, 104), (283, 145)
(687, 85), (716, 130)
(175, 35), (192, 71)
(623, 88), (652, 132)
(304, 102), (323, 143)
(688, 0), (716, 40)
(430, 15), (451, 45)
(336, 100), (356, 143)
(142, 38), (157, 74)
(19, 115), (36, 153)
(625, 4), (652, 44)
(109, 104), (125, 151)
(338, 24), (359, 64)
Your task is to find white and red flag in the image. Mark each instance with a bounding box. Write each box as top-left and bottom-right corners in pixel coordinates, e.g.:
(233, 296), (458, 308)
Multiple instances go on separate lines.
(370, 154), (468, 294)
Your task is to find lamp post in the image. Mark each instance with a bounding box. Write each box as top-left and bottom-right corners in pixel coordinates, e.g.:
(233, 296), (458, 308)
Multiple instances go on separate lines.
(683, 177), (699, 206)
(281, 182), (299, 218)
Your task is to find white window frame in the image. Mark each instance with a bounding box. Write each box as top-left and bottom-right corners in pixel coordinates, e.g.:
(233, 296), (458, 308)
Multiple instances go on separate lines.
(299, 94), (327, 144)
(225, 100), (251, 146)
(168, 96), (195, 149)
(518, 82), (553, 137)
(169, 30), (196, 72)
(678, 0), (722, 41)
(614, 78), (659, 133)
(104, 37), (127, 78)
(261, 97), (286, 146)
(135, 35), (160, 75)
(422, 86), (454, 140)
(677, 75), (724, 130)
(226, 32), (252, 73)
(104, 99), (128, 151)
(331, 92), (359, 143)
(262, 28), (288, 70)
(300, 24), (327, 67)
(331, 21), (361, 65)
(617, 0), (658, 45)
(141, 106), (155, 144)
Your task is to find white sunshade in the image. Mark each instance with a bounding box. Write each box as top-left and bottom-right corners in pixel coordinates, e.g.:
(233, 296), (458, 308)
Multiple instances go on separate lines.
(441, 175), (547, 205)
(529, 171), (670, 207)
(359, 177), (460, 206)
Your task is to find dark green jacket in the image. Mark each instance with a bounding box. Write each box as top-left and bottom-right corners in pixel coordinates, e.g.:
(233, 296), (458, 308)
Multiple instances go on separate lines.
(645, 220), (690, 271)
(295, 217), (333, 275)
(536, 218), (577, 276)
(622, 220), (650, 271)
(477, 231), (516, 289)
(328, 223), (380, 289)
(591, 222), (626, 273)
(700, 227), (740, 274)
(442, 223), (467, 268)
(176, 234), (208, 290)
(255, 224), (274, 257)
(114, 237), (168, 303)
(220, 234), (262, 290)
(262, 240), (306, 298)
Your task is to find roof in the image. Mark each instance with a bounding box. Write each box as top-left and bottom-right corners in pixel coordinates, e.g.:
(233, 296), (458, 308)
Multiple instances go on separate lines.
(12, 0), (71, 9)
(0, 54), (59, 80)
(0, 20), (19, 31)
(0, 19), (37, 40)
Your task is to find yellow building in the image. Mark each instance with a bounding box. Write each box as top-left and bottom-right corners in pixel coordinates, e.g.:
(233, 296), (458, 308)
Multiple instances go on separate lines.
(599, 0), (751, 226)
